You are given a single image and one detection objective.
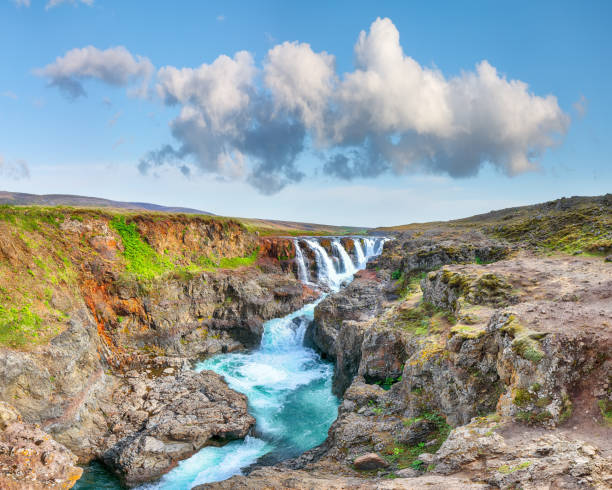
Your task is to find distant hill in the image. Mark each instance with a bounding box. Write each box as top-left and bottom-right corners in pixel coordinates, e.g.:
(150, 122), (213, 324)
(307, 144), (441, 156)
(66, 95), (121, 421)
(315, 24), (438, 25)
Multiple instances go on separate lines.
(0, 190), (369, 236)
(376, 194), (612, 231)
(0, 191), (214, 215)
(375, 194), (611, 255)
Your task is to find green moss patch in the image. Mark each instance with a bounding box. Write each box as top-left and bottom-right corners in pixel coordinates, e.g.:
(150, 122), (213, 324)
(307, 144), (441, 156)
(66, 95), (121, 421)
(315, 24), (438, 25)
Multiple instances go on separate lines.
(501, 316), (545, 363)
(392, 300), (456, 336)
(598, 399), (612, 427)
(487, 204), (612, 256)
(111, 216), (175, 280)
(441, 270), (514, 308)
(450, 323), (486, 339)
(497, 461), (532, 474)
(0, 301), (43, 347)
(384, 412), (451, 470)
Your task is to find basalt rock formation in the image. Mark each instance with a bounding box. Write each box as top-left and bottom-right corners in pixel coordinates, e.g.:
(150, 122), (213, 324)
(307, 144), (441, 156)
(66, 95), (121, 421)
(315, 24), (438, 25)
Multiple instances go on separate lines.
(0, 207), (316, 485)
(238, 218), (612, 488)
(100, 369), (254, 487)
(2, 196), (611, 489)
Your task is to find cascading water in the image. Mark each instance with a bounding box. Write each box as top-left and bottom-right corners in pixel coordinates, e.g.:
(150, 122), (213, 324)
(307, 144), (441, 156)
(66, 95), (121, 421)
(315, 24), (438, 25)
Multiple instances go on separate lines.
(354, 239), (367, 269)
(78, 237), (386, 490)
(332, 239), (356, 276)
(363, 237), (376, 257)
(142, 299), (335, 490)
(375, 237), (389, 255)
(293, 239), (310, 283)
(304, 238), (342, 291)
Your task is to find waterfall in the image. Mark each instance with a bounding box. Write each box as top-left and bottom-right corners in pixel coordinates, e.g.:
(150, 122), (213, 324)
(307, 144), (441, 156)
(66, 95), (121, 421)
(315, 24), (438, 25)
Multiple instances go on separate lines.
(304, 239), (341, 291)
(362, 238), (375, 257)
(128, 236), (388, 490)
(362, 237), (387, 259)
(375, 237), (388, 255)
(300, 237), (387, 292)
(332, 239), (356, 276)
(293, 239), (309, 283)
(354, 239), (366, 269)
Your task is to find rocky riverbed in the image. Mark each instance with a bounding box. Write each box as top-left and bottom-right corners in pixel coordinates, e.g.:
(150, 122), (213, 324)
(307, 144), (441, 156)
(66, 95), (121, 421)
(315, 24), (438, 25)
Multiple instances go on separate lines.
(210, 226), (612, 489)
(1, 197), (611, 488)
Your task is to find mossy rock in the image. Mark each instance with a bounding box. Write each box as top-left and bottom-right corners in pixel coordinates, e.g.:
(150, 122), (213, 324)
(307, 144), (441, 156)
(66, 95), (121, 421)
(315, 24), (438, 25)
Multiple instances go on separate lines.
(501, 316), (545, 363)
(450, 323), (486, 339)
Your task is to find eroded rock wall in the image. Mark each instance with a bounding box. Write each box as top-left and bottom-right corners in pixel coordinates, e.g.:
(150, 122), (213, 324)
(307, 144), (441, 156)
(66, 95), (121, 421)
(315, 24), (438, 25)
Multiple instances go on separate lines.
(293, 232), (612, 488)
(0, 210), (315, 484)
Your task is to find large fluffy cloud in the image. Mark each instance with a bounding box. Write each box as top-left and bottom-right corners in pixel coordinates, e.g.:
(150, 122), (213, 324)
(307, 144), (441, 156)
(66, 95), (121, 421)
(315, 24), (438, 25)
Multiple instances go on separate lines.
(264, 41), (336, 138)
(146, 50), (308, 193)
(314, 18), (568, 180)
(41, 18), (570, 193)
(35, 46), (153, 98)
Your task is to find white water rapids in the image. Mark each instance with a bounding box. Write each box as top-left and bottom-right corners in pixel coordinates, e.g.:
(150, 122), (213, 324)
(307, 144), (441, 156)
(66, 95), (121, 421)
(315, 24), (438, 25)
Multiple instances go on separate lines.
(76, 237), (387, 490)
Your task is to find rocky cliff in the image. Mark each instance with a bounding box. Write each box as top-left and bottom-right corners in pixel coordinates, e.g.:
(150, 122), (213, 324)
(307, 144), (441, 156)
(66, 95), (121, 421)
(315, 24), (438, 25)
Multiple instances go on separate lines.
(2, 197), (611, 489)
(0, 206), (315, 485)
(235, 222), (611, 488)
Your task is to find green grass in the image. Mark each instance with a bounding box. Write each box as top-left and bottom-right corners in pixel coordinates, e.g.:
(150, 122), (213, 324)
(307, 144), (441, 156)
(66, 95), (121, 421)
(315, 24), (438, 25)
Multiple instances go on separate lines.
(368, 400), (384, 415)
(598, 399), (612, 427)
(375, 375), (403, 390)
(111, 216), (261, 281)
(383, 412), (451, 470)
(0, 205), (265, 348)
(0, 301), (43, 347)
(110, 216), (175, 280)
(218, 248), (259, 268)
(395, 271), (428, 298)
(393, 300), (456, 335)
(488, 206), (611, 256)
(0, 205), (65, 232)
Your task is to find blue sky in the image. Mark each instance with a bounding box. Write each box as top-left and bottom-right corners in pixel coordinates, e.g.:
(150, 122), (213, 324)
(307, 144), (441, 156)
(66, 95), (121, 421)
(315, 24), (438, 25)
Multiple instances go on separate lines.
(1, 0), (610, 226)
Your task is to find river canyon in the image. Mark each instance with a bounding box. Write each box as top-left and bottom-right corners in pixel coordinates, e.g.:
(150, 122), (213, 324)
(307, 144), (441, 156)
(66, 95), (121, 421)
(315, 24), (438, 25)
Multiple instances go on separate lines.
(1, 197), (611, 489)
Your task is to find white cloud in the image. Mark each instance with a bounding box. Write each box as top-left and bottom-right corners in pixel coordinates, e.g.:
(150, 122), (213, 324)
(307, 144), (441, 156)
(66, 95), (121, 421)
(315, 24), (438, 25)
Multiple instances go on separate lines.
(322, 18), (568, 179)
(333, 18), (454, 140)
(46, 0), (93, 10)
(13, 0), (31, 7)
(149, 50), (309, 193)
(216, 14), (225, 22)
(1, 91), (18, 100)
(41, 18), (569, 194)
(0, 156), (30, 180)
(157, 51), (255, 134)
(153, 51), (256, 178)
(35, 46), (153, 98)
(264, 41), (336, 138)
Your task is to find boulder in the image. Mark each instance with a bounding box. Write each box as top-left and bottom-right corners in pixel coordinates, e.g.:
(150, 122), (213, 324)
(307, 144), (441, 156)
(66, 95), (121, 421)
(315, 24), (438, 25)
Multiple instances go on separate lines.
(353, 452), (389, 470)
(101, 370), (255, 486)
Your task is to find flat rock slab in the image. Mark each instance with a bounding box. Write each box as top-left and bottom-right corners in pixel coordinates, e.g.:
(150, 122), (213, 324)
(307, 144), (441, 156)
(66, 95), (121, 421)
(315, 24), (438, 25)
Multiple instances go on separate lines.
(101, 370), (255, 487)
(195, 467), (488, 489)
